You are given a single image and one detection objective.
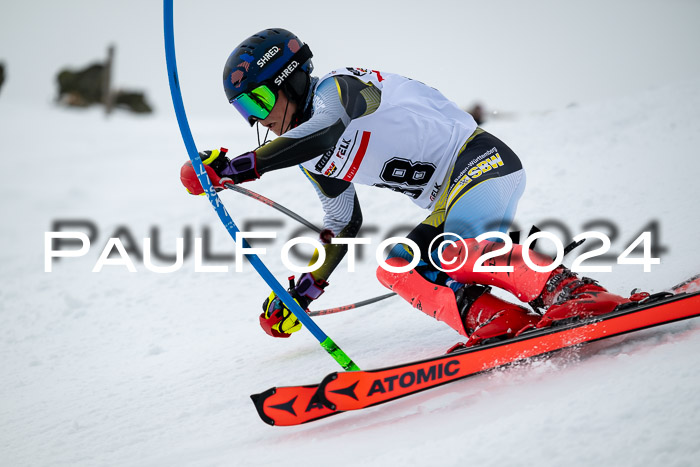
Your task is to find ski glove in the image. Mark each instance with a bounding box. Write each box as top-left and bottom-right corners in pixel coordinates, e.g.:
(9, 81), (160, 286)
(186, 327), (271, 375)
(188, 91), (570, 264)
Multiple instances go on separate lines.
(259, 273), (329, 338)
(180, 148), (260, 195)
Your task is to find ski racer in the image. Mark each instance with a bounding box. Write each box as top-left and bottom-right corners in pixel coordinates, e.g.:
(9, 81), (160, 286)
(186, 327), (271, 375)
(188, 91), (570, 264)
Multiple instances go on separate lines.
(180, 28), (634, 346)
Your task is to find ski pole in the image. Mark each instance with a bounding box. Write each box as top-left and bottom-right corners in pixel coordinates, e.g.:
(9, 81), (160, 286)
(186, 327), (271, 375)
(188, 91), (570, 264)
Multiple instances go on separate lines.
(223, 182), (399, 311)
(222, 182), (321, 233)
(164, 0), (359, 371)
(308, 292), (396, 317)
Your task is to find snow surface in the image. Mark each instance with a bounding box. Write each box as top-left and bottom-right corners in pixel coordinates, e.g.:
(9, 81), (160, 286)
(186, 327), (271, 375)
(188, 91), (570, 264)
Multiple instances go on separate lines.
(2, 2), (700, 466)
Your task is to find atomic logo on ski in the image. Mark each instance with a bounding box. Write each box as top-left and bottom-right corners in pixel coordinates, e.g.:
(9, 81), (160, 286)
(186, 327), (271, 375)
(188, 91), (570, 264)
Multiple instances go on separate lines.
(366, 359), (461, 396)
(305, 397), (327, 413)
(270, 396), (299, 416)
(329, 381), (359, 400)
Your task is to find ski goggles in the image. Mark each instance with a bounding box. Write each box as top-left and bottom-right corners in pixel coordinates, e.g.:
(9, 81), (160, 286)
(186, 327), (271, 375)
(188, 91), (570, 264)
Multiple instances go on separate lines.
(230, 84), (277, 126)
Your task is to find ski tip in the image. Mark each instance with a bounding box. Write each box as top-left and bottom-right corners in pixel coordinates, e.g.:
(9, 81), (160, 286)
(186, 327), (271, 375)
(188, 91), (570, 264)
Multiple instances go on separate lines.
(670, 273), (700, 295)
(250, 387), (277, 426)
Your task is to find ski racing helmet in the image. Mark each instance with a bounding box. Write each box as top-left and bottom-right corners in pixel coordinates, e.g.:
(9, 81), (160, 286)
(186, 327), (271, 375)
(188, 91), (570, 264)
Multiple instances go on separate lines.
(223, 28), (314, 126)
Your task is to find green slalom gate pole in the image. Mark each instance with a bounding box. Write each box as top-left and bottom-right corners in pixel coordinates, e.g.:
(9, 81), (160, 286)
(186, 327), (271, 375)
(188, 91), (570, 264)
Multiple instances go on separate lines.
(163, 0), (359, 371)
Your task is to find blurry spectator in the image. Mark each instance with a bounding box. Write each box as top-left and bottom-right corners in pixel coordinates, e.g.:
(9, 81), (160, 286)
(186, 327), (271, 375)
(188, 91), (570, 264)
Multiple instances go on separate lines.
(467, 103), (485, 125)
(0, 61), (5, 95)
(56, 57), (152, 114)
(57, 63), (104, 107)
(113, 91), (153, 113)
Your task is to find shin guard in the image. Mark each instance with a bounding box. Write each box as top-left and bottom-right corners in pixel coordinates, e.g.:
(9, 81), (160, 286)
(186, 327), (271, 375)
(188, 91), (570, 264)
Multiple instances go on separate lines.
(376, 258), (468, 336)
(376, 258), (539, 342)
(442, 238), (556, 302)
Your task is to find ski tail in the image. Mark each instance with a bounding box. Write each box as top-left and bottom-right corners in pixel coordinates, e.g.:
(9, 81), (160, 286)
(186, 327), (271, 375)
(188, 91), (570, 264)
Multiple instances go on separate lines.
(670, 273), (700, 294)
(251, 384), (339, 426)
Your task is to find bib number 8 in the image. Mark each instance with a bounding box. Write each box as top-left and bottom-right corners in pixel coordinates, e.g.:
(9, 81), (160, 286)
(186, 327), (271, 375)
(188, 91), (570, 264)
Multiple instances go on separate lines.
(381, 158), (436, 186)
(375, 157), (436, 198)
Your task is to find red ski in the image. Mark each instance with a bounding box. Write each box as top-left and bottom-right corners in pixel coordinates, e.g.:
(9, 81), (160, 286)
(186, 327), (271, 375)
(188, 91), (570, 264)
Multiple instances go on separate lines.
(250, 384), (337, 426)
(251, 287), (700, 426)
(669, 273), (700, 294)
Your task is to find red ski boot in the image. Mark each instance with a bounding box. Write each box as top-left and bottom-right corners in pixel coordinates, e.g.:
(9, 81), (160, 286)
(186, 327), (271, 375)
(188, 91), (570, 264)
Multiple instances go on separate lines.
(440, 238), (633, 331)
(456, 285), (540, 347)
(531, 267), (631, 328)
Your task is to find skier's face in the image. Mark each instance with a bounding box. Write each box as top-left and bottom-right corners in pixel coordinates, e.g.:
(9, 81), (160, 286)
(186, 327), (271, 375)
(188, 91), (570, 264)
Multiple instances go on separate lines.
(259, 90), (296, 136)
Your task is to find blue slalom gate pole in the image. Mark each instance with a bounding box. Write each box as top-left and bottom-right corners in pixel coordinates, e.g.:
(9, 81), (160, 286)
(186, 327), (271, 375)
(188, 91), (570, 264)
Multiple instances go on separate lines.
(163, 0), (359, 371)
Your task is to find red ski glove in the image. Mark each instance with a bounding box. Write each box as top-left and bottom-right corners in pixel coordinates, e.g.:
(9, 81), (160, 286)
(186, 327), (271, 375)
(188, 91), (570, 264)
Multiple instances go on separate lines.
(180, 148), (229, 195)
(260, 273), (328, 338)
(180, 161), (225, 195)
(180, 148), (260, 195)
(260, 292), (306, 338)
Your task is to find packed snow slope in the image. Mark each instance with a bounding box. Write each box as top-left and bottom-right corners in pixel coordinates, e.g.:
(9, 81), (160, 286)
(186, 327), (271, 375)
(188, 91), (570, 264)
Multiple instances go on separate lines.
(2, 2), (700, 467)
(2, 80), (700, 467)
